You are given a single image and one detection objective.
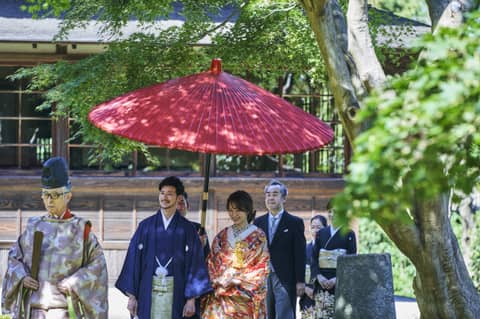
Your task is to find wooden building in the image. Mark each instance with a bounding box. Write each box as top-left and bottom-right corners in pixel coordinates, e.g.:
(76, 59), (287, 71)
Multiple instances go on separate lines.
(0, 1), (428, 284)
(0, 0), (350, 284)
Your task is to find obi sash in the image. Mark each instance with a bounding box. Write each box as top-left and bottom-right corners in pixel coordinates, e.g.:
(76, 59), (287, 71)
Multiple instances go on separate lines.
(318, 248), (346, 269)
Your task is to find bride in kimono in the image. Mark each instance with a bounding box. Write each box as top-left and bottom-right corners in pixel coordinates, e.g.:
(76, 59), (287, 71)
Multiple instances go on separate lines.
(202, 190), (269, 319)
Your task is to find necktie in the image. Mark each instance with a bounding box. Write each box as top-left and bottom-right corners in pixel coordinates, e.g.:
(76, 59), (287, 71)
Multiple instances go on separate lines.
(269, 216), (278, 243)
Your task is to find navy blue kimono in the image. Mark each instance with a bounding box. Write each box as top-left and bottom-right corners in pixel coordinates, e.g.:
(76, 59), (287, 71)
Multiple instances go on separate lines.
(115, 211), (212, 319)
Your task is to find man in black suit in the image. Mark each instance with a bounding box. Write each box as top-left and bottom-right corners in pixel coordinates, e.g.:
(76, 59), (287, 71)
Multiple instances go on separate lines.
(254, 180), (306, 319)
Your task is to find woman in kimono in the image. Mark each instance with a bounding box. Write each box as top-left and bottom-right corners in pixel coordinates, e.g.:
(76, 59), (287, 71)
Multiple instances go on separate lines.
(310, 203), (356, 319)
(301, 215), (328, 318)
(202, 190), (269, 319)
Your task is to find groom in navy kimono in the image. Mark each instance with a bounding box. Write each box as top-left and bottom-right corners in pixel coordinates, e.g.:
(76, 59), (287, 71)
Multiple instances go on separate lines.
(116, 176), (212, 319)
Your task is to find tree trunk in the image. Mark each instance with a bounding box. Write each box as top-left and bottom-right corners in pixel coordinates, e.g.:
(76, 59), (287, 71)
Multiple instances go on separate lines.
(381, 195), (480, 319)
(299, 0), (360, 143)
(425, 0), (450, 29)
(431, 0), (478, 31)
(300, 0), (480, 316)
(457, 195), (476, 268)
(347, 0), (386, 92)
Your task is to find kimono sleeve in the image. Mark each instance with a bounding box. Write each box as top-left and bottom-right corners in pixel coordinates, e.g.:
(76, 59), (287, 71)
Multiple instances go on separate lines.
(1, 236), (29, 315)
(346, 230), (357, 254)
(61, 229), (108, 319)
(184, 223), (212, 299)
(115, 227), (143, 298)
(206, 233), (229, 289)
(310, 236), (321, 282)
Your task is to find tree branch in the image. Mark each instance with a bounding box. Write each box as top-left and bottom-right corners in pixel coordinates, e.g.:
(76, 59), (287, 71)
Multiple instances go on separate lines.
(428, 0), (479, 32)
(347, 0), (386, 94)
(262, 2), (298, 19)
(298, 0), (328, 18)
(425, 0), (451, 30)
(299, 0), (359, 143)
(198, 1), (250, 41)
(379, 212), (422, 259)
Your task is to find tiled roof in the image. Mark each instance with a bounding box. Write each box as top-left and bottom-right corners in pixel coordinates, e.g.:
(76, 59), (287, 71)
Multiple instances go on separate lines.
(0, 17), (187, 43)
(0, 0), (429, 48)
(0, 0), (231, 44)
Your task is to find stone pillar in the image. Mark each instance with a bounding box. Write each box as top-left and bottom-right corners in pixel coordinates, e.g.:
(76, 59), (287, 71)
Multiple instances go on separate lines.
(334, 253), (396, 319)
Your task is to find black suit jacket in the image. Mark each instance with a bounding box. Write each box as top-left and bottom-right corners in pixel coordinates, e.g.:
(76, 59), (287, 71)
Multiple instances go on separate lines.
(254, 211), (306, 303)
(190, 221), (211, 258)
(306, 241), (314, 267)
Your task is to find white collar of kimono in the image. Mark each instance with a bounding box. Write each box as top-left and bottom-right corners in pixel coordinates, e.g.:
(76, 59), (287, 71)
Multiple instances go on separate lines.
(330, 225), (340, 237)
(161, 210), (175, 229)
(227, 224), (257, 247)
(48, 210), (66, 219)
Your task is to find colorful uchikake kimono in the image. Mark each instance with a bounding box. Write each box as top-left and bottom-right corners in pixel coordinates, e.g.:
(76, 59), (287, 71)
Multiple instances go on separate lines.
(202, 224), (269, 319)
(1, 212), (109, 319)
(115, 211), (212, 319)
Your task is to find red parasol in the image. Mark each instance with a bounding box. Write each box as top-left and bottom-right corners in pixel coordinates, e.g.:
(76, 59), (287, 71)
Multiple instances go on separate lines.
(89, 59), (334, 225)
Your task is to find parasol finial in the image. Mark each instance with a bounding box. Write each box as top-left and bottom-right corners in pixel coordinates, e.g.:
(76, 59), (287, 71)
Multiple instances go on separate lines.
(210, 58), (222, 75)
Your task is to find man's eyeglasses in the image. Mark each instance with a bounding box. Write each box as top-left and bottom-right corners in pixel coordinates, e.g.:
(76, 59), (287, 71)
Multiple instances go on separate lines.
(41, 192), (69, 200)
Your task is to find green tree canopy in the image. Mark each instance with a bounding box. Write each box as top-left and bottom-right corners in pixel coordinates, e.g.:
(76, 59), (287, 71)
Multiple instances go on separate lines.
(335, 10), (480, 225)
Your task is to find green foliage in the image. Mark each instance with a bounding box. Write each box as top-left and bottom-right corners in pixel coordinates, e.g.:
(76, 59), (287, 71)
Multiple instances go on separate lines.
(21, 0), (71, 17)
(447, 209), (480, 291)
(470, 221), (480, 291)
(359, 218), (415, 297)
(21, 1), (243, 40)
(470, 212), (480, 290)
(335, 11), (480, 225)
(208, 1), (325, 83)
(14, 0), (326, 166)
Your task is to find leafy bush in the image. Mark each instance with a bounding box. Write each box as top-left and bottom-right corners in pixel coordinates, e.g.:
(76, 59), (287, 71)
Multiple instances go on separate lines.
(468, 213), (480, 290)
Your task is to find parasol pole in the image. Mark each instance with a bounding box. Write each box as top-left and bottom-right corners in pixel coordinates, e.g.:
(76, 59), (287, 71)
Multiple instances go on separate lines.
(200, 153), (211, 228)
(200, 59), (221, 228)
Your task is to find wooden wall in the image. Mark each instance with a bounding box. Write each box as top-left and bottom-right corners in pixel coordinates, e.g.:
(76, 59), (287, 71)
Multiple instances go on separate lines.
(0, 175), (344, 285)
